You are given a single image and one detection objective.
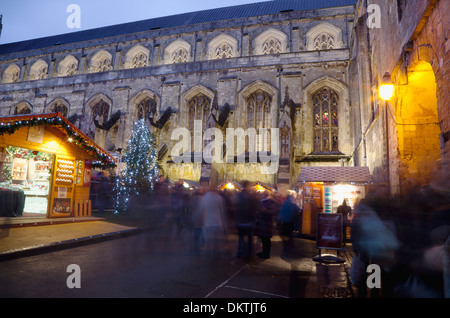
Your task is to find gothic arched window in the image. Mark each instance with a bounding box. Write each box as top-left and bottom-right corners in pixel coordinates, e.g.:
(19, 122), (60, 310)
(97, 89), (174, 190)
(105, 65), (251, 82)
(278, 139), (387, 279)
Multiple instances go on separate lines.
(215, 43), (233, 59)
(188, 94), (210, 151)
(188, 94), (210, 130)
(136, 97), (156, 120)
(313, 33), (335, 50)
(92, 100), (109, 126)
(313, 87), (339, 152)
(172, 48), (189, 64)
(247, 90), (272, 151)
(132, 52), (148, 68)
(14, 102), (32, 115)
(262, 38), (282, 54)
(48, 102), (68, 117)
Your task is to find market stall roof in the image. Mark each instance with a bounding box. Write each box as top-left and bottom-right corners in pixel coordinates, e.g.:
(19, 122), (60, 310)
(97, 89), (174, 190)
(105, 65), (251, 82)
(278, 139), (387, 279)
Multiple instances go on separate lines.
(298, 166), (372, 183)
(0, 112), (116, 168)
(250, 181), (276, 192)
(217, 180), (242, 191)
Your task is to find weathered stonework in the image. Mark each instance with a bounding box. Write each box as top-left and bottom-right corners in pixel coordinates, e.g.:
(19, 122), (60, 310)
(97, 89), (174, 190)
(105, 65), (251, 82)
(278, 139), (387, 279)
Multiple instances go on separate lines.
(349, 0), (449, 194)
(0, 2), (357, 188)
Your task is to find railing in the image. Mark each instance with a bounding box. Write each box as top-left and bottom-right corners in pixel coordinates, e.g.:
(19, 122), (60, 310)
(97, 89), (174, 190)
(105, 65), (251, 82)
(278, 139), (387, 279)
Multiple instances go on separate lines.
(73, 200), (91, 217)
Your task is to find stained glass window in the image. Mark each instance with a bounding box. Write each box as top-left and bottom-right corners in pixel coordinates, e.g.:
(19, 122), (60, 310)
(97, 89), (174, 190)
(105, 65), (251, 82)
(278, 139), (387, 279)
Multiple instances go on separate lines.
(312, 87), (339, 152)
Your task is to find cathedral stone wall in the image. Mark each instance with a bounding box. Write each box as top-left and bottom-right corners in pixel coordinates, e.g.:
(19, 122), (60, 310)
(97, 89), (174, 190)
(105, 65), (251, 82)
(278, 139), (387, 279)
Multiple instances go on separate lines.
(0, 4), (356, 187)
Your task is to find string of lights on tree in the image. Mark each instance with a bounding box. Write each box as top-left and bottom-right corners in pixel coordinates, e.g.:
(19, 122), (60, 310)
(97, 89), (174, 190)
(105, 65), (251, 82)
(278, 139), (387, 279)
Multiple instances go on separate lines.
(0, 115), (116, 169)
(114, 119), (159, 214)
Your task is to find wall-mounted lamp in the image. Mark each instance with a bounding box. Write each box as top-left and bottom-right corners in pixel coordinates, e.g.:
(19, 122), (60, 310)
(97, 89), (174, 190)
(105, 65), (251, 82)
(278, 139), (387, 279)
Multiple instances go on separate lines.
(379, 72), (395, 101)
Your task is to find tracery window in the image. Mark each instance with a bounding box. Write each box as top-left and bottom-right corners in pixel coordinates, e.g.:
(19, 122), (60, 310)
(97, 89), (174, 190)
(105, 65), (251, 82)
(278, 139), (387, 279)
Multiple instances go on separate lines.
(11, 70), (20, 83)
(172, 48), (189, 64)
(14, 103), (32, 115)
(97, 58), (112, 72)
(188, 94), (210, 130)
(137, 97), (156, 120)
(132, 52), (147, 68)
(280, 124), (289, 158)
(66, 62), (78, 76)
(215, 43), (233, 59)
(313, 33), (335, 50)
(92, 100), (109, 126)
(262, 38), (282, 54)
(313, 87), (339, 152)
(247, 90), (272, 151)
(48, 102), (68, 117)
(188, 94), (210, 151)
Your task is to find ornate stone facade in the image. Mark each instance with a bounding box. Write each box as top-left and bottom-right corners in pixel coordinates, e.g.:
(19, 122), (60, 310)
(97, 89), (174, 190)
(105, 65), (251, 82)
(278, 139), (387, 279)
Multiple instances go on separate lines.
(0, 1), (371, 189)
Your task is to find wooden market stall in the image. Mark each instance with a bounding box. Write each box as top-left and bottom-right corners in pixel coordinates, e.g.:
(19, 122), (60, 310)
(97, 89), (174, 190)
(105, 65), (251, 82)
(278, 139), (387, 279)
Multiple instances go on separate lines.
(217, 180), (242, 191)
(297, 166), (372, 236)
(250, 181), (275, 193)
(0, 112), (116, 218)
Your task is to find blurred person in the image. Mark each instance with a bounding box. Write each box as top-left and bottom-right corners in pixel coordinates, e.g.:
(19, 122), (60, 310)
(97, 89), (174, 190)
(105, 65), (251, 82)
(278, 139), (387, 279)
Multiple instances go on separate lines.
(255, 192), (278, 259)
(235, 181), (258, 258)
(198, 187), (228, 257)
(350, 194), (399, 298)
(277, 194), (299, 247)
(153, 175), (170, 220)
(392, 185), (450, 298)
(170, 179), (186, 237)
(96, 174), (109, 214)
(190, 189), (205, 255)
(337, 198), (352, 244)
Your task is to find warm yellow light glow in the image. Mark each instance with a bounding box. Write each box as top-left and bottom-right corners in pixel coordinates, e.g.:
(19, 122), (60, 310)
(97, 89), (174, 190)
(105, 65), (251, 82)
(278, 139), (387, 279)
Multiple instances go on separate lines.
(67, 137), (73, 142)
(379, 83), (394, 100)
(253, 184), (265, 192)
(225, 182), (235, 190)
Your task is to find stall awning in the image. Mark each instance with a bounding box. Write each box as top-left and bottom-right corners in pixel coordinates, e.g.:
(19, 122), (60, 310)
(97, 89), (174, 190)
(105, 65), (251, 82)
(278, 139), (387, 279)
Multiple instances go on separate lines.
(0, 112), (116, 168)
(298, 166), (372, 183)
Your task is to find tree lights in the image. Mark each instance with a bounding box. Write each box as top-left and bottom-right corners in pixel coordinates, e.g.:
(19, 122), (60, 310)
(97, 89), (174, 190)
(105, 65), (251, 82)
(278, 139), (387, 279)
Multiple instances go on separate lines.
(114, 119), (159, 214)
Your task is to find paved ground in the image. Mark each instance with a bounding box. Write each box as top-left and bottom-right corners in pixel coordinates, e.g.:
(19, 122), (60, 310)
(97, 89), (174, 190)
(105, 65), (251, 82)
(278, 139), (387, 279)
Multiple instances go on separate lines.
(0, 212), (355, 299)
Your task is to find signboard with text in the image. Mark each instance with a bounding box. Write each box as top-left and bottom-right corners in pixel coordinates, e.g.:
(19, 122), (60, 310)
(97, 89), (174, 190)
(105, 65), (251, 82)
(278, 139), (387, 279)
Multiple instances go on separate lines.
(316, 213), (343, 250)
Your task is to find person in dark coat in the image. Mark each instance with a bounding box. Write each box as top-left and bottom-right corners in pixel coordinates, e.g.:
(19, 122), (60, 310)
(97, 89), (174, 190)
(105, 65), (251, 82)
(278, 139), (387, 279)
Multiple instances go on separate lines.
(337, 198), (352, 244)
(235, 181), (258, 258)
(277, 195), (299, 246)
(255, 193), (278, 259)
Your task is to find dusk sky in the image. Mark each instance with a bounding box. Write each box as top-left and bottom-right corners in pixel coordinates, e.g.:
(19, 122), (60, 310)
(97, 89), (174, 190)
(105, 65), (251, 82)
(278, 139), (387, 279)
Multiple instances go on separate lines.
(0, 0), (266, 45)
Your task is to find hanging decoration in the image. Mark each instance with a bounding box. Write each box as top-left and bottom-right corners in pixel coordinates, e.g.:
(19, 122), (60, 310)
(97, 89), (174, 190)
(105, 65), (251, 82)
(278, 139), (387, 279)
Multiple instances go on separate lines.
(0, 113), (116, 169)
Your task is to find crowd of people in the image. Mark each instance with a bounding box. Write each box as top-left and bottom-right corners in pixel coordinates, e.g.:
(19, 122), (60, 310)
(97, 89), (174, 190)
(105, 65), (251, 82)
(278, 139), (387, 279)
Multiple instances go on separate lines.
(153, 176), (302, 260)
(96, 172), (449, 298)
(349, 184), (450, 298)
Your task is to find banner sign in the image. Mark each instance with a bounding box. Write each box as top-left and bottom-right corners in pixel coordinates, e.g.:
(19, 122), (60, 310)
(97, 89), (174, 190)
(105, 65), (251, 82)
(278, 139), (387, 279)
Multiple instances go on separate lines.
(316, 213), (343, 250)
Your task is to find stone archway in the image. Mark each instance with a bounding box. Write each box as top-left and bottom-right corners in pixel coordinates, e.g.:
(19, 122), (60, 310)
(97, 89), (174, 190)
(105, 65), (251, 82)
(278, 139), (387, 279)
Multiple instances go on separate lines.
(395, 60), (440, 190)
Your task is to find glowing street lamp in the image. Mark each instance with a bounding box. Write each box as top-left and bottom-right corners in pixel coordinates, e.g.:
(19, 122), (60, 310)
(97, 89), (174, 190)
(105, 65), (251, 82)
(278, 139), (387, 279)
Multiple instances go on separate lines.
(379, 72), (395, 101)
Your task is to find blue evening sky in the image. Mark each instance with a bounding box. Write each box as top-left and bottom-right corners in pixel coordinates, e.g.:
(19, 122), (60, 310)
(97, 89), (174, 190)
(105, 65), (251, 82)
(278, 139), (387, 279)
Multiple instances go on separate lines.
(0, 0), (266, 44)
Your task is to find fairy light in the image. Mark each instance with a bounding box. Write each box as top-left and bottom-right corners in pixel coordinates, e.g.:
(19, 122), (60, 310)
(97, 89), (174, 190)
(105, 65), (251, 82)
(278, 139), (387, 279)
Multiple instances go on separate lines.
(114, 119), (159, 214)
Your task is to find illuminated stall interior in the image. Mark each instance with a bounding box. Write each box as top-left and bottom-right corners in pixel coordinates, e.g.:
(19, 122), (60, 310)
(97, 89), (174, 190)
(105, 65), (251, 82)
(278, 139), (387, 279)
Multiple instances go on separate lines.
(297, 166), (372, 236)
(0, 113), (116, 218)
(217, 180), (242, 191)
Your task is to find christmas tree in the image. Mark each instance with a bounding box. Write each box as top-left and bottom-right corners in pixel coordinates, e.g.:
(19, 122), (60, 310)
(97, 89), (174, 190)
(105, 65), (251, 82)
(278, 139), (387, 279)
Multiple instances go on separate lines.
(114, 119), (159, 213)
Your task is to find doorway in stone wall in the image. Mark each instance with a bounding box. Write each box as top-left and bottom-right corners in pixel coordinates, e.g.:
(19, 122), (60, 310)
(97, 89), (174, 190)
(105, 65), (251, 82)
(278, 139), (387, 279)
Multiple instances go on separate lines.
(395, 61), (441, 190)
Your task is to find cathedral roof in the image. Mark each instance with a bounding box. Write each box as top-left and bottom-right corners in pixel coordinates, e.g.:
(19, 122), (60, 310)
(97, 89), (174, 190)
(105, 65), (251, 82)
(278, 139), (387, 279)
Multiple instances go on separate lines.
(298, 166), (372, 183)
(0, 0), (356, 55)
